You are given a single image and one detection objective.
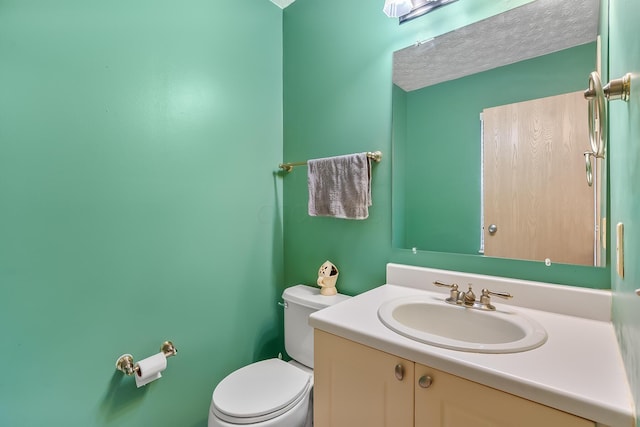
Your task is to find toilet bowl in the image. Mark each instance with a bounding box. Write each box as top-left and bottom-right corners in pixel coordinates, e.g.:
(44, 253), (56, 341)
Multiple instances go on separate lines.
(208, 359), (312, 427)
(208, 285), (349, 427)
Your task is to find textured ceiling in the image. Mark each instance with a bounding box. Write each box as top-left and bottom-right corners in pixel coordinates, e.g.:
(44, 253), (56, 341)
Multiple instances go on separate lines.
(270, 0), (296, 9)
(393, 0), (599, 92)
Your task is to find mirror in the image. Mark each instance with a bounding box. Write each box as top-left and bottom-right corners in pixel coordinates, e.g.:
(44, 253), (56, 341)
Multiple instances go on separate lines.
(392, 0), (606, 267)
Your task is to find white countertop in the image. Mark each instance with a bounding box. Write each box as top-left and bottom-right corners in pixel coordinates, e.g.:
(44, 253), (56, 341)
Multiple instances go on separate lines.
(308, 264), (635, 427)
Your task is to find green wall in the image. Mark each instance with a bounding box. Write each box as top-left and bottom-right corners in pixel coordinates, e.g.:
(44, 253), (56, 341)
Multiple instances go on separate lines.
(398, 43), (596, 254)
(609, 0), (640, 424)
(2, 0), (636, 426)
(283, 0), (609, 293)
(0, 1), (283, 426)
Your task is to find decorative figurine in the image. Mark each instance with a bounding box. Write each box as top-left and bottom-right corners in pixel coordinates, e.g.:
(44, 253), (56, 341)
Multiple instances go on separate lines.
(317, 260), (339, 296)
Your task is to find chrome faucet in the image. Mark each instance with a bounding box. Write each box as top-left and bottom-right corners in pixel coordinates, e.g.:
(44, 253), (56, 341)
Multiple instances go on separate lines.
(433, 281), (513, 311)
(459, 284), (476, 306)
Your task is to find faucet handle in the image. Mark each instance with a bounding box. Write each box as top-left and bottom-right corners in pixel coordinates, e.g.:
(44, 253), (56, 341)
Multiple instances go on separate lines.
(433, 280), (456, 289)
(433, 281), (459, 303)
(478, 288), (513, 310)
(482, 289), (513, 300)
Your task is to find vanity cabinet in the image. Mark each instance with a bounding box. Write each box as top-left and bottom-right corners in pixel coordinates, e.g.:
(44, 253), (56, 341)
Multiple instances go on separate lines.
(414, 363), (594, 427)
(314, 330), (595, 427)
(314, 329), (414, 427)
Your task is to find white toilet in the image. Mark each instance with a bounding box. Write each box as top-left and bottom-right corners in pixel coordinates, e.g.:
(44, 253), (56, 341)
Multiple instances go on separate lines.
(208, 285), (350, 427)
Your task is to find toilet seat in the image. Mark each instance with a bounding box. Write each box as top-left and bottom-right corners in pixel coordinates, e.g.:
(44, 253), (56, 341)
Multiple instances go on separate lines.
(212, 358), (311, 425)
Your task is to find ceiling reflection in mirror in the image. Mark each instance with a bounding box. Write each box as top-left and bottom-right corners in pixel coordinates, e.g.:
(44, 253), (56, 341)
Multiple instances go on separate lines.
(391, 0), (606, 267)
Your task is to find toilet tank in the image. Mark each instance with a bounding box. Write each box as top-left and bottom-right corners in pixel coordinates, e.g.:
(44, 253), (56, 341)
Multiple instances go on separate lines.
(282, 285), (350, 369)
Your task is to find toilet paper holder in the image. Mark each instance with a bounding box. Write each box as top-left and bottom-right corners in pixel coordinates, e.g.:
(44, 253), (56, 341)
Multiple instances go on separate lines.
(115, 341), (178, 376)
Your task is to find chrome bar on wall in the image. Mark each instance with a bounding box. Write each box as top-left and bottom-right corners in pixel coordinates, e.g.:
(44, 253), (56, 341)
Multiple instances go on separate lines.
(279, 151), (383, 173)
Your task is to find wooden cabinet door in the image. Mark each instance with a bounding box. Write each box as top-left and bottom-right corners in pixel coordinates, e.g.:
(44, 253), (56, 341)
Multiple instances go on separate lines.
(414, 364), (595, 427)
(314, 330), (414, 427)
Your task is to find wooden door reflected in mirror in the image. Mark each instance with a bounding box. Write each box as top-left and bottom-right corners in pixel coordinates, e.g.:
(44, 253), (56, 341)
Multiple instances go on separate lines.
(482, 91), (598, 265)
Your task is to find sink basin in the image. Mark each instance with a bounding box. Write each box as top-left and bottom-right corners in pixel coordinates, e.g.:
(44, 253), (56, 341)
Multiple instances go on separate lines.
(378, 295), (547, 353)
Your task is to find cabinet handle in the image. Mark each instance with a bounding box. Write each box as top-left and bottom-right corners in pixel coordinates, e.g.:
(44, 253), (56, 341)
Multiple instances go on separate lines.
(394, 364), (404, 381)
(418, 375), (433, 388)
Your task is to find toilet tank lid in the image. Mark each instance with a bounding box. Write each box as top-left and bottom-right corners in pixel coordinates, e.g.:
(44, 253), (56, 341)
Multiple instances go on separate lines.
(282, 285), (350, 310)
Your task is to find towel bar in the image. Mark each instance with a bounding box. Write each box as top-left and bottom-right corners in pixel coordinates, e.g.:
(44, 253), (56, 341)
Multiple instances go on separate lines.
(279, 151), (382, 173)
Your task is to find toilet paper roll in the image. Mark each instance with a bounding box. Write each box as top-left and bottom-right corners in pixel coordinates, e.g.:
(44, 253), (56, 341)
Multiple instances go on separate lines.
(134, 352), (167, 388)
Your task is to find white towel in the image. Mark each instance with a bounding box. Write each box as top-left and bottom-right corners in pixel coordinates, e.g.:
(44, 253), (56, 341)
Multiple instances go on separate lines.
(307, 153), (372, 220)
